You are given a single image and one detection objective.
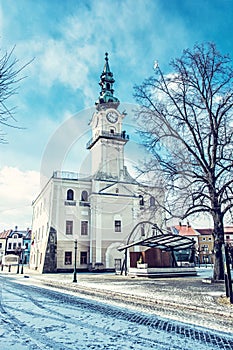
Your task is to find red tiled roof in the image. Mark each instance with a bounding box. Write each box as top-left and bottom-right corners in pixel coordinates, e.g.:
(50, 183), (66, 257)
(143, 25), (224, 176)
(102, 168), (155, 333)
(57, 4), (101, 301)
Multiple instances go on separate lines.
(0, 229), (12, 239)
(173, 225), (199, 236)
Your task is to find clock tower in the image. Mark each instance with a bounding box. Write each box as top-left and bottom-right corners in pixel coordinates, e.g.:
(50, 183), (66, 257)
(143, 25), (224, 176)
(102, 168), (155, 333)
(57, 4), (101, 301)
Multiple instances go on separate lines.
(87, 53), (130, 180)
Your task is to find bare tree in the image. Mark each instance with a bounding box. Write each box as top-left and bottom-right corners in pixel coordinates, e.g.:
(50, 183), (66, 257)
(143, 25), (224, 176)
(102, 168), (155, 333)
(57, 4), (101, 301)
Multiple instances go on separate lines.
(0, 46), (30, 142)
(134, 42), (233, 281)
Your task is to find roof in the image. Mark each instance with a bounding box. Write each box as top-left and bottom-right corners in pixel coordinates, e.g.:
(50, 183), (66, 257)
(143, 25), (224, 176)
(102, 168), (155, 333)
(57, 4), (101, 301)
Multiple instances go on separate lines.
(118, 233), (195, 252)
(0, 229), (31, 239)
(172, 225), (199, 236)
(196, 227), (233, 235)
(0, 230), (12, 239)
(223, 226), (233, 234)
(196, 228), (213, 235)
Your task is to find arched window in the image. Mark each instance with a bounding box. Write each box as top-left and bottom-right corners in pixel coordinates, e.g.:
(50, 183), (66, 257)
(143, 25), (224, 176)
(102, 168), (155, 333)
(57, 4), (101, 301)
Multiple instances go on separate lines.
(81, 190), (88, 202)
(67, 189), (74, 201)
(150, 196), (155, 207)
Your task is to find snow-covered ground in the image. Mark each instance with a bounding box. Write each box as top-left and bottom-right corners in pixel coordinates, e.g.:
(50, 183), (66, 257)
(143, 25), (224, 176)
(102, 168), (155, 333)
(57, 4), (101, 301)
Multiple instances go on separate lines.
(20, 266), (232, 331)
(1, 272), (233, 350)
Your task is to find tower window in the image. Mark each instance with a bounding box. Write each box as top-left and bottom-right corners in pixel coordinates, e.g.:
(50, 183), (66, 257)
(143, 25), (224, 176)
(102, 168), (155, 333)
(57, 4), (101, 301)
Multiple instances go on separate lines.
(141, 225), (145, 236)
(110, 129), (115, 134)
(150, 196), (155, 207)
(81, 190), (88, 202)
(67, 189), (74, 201)
(106, 83), (110, 90)
(139, 195), (144, 206)
(115, 220), (121, 232)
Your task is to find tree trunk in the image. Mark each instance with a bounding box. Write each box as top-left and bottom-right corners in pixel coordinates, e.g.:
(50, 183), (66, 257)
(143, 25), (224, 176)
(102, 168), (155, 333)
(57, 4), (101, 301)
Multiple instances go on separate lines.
(213, 213), (225, 281)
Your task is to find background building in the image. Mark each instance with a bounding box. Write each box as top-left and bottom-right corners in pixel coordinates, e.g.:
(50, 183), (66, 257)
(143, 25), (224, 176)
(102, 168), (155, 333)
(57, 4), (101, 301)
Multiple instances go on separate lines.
(0, 227), (32, 264)
(195, 228), (214, 265)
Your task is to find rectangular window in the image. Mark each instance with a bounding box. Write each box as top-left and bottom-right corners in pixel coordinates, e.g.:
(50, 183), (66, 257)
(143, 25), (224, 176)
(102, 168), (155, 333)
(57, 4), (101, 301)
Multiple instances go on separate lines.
(18, 242), (22, 248)
(65, 251), (72, 265)
(115, 220), (121, 232)
(8, 243), (12, 250)
(81, 221), (88, 235)
(66, 220), (73, 235)
(13, 243), (17, 250)
(0, 243), (2, 249)
(80, 252), (87, 264)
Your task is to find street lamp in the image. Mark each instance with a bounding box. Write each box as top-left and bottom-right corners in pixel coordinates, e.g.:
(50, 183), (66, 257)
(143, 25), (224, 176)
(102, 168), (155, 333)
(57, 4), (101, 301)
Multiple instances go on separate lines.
(73, 240), (77, 283)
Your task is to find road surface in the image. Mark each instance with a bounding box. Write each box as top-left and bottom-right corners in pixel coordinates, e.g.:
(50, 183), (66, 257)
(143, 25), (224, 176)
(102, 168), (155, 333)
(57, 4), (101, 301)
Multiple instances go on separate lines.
(0, 274), (233, 349)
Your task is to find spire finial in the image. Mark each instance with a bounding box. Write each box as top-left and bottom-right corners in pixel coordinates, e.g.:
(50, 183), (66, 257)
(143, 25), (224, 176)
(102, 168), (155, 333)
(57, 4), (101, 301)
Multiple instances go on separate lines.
(105, 52), (108, 62)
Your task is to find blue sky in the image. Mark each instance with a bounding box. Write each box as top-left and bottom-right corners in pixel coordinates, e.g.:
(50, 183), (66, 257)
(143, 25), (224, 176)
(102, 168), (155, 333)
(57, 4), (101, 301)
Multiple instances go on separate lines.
(0, 0), (232, 230)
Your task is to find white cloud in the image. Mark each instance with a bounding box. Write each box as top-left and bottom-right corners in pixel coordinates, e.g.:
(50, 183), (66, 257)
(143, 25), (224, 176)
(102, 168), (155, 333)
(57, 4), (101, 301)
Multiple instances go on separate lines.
(0, 167), (40, 231)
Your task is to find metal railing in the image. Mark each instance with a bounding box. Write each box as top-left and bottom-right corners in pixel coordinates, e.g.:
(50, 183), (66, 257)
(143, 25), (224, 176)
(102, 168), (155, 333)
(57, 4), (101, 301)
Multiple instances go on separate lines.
(86, 130), (129, 149)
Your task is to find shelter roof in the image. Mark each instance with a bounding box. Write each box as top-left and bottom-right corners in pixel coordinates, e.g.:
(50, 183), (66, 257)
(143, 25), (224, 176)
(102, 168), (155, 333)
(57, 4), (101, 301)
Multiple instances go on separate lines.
(118, 233), (195, 252)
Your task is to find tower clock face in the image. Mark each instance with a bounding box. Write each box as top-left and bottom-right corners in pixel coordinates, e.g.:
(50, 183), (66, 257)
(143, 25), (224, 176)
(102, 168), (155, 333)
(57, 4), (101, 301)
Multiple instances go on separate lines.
(106, 111), (118, 123)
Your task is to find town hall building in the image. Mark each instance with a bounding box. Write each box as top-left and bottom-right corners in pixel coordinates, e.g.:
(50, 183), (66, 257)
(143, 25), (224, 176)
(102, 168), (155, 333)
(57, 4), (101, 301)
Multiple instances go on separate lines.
(30, 53), (164, 273)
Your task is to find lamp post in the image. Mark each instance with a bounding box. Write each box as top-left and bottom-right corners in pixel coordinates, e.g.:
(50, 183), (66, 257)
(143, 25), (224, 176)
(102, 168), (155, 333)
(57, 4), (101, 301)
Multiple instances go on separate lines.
(21, 246), (26, 274)
(17, 260), (20, 274)
(73, 239), (77, 283)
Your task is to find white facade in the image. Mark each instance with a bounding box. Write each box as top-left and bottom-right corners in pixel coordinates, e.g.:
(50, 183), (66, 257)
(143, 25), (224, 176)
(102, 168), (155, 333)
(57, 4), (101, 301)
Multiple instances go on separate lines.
(30, 54), (164, 273)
